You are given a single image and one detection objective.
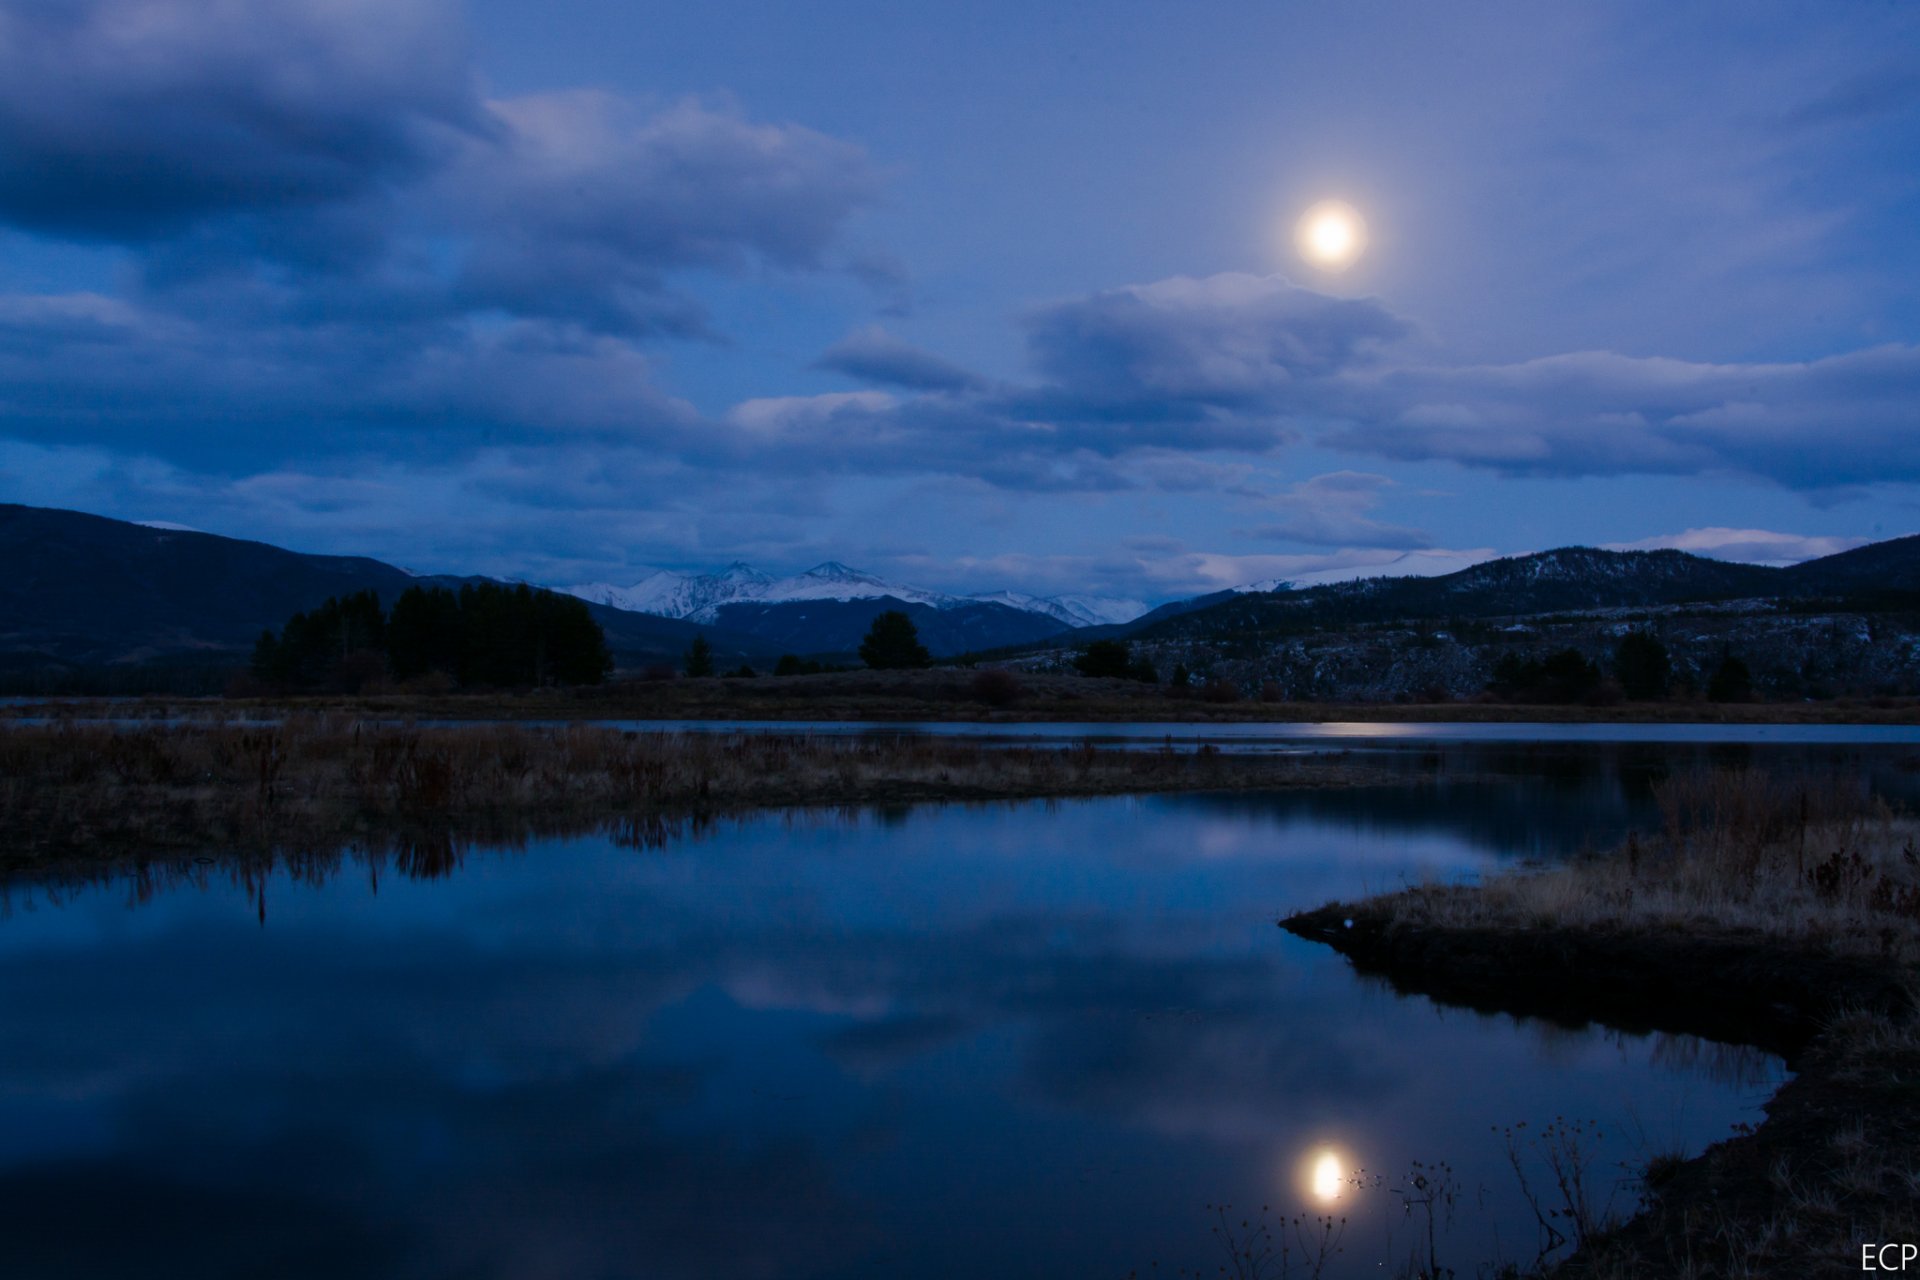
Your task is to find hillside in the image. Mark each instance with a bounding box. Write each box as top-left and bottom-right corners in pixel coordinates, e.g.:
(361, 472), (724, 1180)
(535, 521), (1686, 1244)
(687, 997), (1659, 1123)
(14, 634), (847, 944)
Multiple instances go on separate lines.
(0, 504), (775, 677)
(1121, 545), (1889, 644)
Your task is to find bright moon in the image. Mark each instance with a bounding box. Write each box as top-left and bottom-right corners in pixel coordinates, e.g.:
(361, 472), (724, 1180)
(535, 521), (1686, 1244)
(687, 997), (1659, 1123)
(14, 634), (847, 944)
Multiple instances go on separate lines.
(1295, 200), (1368, 272)
(1310, 1150), (1344, 1202)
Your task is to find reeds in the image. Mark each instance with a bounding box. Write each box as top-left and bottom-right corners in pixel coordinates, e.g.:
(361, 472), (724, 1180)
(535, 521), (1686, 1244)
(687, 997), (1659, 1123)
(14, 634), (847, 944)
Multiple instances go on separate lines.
(1396, 766), (1920, 962)
(0, 716), (1380, 873)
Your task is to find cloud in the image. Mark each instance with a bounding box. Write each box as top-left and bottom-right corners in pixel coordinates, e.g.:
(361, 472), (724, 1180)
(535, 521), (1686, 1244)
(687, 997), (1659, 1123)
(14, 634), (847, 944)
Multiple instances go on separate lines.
(1777, 65), (1920, 131)
(0, 0), (890, 469)
(0, 0), (1908, 598)
(743, 275), (1418, 483)
(1328, 344), (1920, 490)
(443, 93), (881, 336)
(1237, 471), (1431, 549)
(813, 327), (983, 392)
(0, 292), (706, 464)
(1008, 273), (1408, 452)
(0, 0), (482, 244)
(1603, 526), (1873, 567)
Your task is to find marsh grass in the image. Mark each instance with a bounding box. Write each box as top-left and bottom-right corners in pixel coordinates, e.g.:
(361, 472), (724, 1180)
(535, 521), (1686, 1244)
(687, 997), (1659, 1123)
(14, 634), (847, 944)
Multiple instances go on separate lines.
(0, 716), (1386, 874)
(1287, 764), (1920, 1277)
(1387, 766), (1920, 962)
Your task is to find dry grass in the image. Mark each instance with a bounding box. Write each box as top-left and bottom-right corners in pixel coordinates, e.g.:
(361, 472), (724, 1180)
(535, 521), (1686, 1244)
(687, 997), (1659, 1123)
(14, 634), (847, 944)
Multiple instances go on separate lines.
(1287, 764), (1920, 1277)
(13, 670), (1920, 725)
(1389, 767), (1920, 963)
(0, 716), (1387, 874)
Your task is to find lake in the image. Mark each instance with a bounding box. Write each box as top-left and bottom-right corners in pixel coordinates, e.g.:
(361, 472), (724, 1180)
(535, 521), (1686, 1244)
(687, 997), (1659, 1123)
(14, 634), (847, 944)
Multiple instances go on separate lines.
(6, 731), (1902, 1278)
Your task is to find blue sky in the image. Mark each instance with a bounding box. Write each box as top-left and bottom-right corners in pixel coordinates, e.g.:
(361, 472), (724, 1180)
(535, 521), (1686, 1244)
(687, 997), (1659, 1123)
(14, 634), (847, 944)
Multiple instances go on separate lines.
(0, 0), (1916, 601)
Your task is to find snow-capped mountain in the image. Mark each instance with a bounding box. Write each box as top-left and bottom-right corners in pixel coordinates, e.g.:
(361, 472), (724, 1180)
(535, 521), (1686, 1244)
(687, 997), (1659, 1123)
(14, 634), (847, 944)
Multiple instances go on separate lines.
(751, 562), (954, 613)
(965, 590), (1150, 628)
(568, 562), (772, 619)
(561, 562), (1145, 629)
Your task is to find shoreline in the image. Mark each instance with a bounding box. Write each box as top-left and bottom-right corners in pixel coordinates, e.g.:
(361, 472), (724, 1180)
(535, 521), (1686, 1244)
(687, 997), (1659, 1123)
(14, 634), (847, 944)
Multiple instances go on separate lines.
(0, 718), (1408, 879)
(8, 670), (1920, 727)
(1282, 892), (1919, 1276)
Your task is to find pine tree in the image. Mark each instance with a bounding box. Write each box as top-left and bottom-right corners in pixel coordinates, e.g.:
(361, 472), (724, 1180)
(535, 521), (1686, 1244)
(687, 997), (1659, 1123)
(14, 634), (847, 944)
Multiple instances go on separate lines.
(859, 610), (930, 669)
(684, 635), (715, 677)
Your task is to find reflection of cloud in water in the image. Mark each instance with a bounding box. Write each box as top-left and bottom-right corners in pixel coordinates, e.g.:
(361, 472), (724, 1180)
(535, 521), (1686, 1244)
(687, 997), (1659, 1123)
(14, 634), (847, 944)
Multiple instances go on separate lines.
(0, 785), (1798, 1278)
(2, 1061), (867, 1280)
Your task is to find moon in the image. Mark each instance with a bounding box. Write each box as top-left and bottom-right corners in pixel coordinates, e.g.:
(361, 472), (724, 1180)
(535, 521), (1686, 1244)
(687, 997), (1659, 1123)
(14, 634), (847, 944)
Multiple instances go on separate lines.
(1310, 1149), (1344, 1201)
(1294, 200), (1368, 272)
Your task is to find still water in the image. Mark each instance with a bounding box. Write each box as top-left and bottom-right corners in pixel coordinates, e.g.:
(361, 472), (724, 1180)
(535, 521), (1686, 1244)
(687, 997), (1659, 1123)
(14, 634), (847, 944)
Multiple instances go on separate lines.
(4, 743), (1875, 1279)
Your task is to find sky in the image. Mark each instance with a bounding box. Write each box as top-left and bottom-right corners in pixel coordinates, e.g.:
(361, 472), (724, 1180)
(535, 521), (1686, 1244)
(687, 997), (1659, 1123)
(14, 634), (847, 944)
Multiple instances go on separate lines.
(0, 0), (1916, 603)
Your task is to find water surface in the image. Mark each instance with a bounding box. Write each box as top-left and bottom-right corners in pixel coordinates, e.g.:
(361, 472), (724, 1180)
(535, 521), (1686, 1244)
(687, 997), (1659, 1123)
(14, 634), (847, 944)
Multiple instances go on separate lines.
(0, 749), (1838, 1278)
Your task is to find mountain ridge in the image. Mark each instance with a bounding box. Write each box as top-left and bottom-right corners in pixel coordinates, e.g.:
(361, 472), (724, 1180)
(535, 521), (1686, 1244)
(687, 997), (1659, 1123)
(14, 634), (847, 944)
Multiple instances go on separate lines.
(0, 504), (780, 675)
(1107, 541), (1920, 647)
(560, 563), (1149, 629)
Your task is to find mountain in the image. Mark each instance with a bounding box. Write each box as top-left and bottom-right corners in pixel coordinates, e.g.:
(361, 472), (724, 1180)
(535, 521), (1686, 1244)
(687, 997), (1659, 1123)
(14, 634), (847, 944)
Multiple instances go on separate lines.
(569, 562), (773, 618)
(559, 560), (1142, 655)
(0, 504), (777, 677)
(1776, 534), (1920, 595)
(1114, 543), (1913, 646)
(697, 596), (1071, 658)
(962, 590), (1150, 628)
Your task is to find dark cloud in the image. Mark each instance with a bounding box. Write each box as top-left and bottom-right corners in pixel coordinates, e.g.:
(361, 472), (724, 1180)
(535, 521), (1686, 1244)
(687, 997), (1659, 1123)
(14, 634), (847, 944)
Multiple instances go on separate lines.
(443, 93), (880, 336)
(1328, 344), (1920, 490)
(1238, 471), (1432, 550)
(0, 0), (885, 468)
(814, 326), (983, 392)
(1020, 273), (1409, 417)
(0, 0), (481, 244)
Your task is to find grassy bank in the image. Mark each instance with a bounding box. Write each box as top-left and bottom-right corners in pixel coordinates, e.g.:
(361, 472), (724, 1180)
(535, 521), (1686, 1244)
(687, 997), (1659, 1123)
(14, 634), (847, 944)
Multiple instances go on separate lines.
(9, 668), (1920, 723)
(0, 717), (1394, 876)
(1284, 768), (1920, 1277)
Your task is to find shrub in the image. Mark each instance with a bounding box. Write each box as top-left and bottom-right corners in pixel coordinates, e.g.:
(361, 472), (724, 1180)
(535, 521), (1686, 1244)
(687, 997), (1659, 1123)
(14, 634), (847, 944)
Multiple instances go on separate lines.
(1488, 648), (1603, 703)
(1614, 630), (1671, 700)
(969, 669), (1024, 707)
(1074, 639), (1134, 679)
(1708, 653), (1754, 703)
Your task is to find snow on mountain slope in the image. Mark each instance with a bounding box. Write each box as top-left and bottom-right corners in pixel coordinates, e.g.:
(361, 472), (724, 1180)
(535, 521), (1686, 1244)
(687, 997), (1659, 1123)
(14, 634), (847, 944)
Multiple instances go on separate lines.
(967, 591), (1149, 628)
(561, 562), (1146, 629)
(566, 563), (771, 617)
(747, 562), (955, 612)
(1228, 550), (1504, 593)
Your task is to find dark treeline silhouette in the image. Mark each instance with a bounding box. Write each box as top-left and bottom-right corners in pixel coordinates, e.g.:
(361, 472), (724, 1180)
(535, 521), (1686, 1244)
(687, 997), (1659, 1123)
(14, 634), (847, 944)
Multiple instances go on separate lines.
(1073, 639), (1158, 683)
(253, 583), (611, 691)
(1486, 632), (1756, 705)
(1487, 648), (1606, 704)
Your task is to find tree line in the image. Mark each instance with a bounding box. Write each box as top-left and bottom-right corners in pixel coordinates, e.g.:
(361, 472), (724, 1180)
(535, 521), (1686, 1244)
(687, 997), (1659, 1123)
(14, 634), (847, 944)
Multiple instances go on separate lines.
(1488, 630), (1752, 703)
(252, 583), (611, 691)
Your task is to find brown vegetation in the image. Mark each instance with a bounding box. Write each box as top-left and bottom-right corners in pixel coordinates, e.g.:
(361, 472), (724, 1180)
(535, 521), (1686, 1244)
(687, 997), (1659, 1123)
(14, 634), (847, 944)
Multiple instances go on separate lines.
(0, 716), (1390, 876)
(11, 666), (1920, 724)
(1284, 766), (1920, 1278)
